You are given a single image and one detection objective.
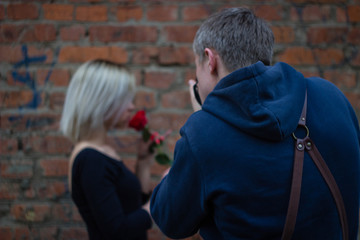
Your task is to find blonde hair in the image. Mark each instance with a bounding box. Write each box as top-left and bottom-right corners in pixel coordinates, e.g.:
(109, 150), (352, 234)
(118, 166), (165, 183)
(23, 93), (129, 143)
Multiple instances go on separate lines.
(60, 59), (136, 142)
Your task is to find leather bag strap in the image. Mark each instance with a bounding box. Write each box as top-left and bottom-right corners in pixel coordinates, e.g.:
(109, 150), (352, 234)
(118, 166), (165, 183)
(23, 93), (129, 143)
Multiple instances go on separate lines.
(281, 92), (349, 240)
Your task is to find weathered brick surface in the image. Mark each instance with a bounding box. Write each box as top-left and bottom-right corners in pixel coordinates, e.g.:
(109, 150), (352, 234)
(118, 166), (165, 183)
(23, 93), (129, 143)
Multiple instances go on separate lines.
(0, 1), (359, 239)
(7, 3), (38, 20)
(43, 4), (74, 21)
(60, 25), (85, 41)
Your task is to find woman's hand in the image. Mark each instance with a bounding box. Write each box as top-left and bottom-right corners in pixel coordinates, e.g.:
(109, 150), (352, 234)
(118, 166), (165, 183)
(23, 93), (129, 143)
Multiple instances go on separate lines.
(137, 137), (154, 167)
(188, 79), (202, 112)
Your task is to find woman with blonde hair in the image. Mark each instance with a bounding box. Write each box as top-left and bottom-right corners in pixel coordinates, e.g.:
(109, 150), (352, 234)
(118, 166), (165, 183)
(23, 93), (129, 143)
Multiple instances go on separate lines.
(60, 59), (153, 240)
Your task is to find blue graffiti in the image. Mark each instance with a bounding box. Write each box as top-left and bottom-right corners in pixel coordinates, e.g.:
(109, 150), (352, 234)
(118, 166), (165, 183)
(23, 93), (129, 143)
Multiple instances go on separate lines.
(8, 45), (59, 127)
(12, 45), (47, 109)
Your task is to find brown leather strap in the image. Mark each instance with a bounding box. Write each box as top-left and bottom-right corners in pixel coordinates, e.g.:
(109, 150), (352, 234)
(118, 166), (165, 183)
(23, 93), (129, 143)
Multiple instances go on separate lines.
(281, 92), (349, 240)
(281, 139), (305, 239)
(307, 140), (349, 240)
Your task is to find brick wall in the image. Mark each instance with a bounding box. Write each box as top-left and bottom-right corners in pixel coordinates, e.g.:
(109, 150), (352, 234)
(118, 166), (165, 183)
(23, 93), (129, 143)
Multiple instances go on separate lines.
(0, 0), (359, 239)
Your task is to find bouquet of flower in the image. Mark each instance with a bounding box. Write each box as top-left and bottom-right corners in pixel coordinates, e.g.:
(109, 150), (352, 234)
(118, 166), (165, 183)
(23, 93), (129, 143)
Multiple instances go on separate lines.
(129, 110), (172, 165)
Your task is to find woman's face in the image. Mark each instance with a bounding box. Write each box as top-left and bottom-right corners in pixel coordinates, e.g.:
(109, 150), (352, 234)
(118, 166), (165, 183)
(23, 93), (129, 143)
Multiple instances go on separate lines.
(111, 101), (135, 129)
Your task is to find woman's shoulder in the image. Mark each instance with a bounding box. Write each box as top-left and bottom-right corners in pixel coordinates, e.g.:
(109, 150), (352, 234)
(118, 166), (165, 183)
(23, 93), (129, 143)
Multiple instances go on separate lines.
(70, 143), (119, 171)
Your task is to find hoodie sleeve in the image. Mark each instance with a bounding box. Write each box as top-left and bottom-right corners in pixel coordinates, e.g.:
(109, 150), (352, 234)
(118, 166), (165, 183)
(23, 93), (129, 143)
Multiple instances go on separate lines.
(150, 131), (206, 239)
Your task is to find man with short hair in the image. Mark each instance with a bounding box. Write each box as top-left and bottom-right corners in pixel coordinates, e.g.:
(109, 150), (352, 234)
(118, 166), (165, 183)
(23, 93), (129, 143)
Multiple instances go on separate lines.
(150, 7), (360, 239)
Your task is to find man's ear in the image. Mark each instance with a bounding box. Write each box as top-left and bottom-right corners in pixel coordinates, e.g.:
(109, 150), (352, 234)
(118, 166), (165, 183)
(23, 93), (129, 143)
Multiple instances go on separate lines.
(204, 48), (217, 75)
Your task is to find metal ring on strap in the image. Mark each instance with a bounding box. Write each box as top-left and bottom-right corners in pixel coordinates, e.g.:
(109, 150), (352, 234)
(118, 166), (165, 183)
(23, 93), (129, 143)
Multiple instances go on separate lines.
(291, 125), (309, 140)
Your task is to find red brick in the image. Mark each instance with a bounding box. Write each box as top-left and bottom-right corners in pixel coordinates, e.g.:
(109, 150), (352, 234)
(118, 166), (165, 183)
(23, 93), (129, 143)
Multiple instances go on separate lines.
(287, 0), (346, 2)
(351, 51), (360, 66)
(348, 6), (360, 22)
(148, 112), (191, 132)
(134, 91), (157, 109)
(277, 47), (315, 65)
(313, 48), (344, 65)
(144, 71), (176, 89)
(43, 4), (74, 21)
(0, 45), (22, 62)
(22, 24), (57, 42)
(133, 46), (159, 64)
(36, 181), (67, 200)
(301, 70), (320, 79)
(162, 90), (191, 109)
(134, 70), (142, 86)
(324, 70), (357, 88)
(60, 25), (85, 41)
(72, 206), (82, 222)
(23, 135), (73, 154)
(8, 3), (38, 20)
(25, 186), (36, 199)
(147, 5), (178, 21)
(52, 203), (72, 222)
(0, 138), (18, 155)
(183, 5), (210, 22)
(76, 6), (107, 22)
(336, 7), (347, 22)
(89, 26), (157, 42)
(40, 158), (68, 177)
(184, 68), (196, 85)
(1, 45), (53, 63)
(253, 5), (283, 21)
(163, 25), (198, 43)
(4, 45), (53, 64)
(110, 135), (138, 154)
(344, 92), (360, 112)
(159, 46), (194, 65)
(0, 90), (36, 108)
(70, 0), (103, 2)
(117, 6), (142, 22)
(10, 204), (25, 220)
(1, 113), (60, 131)
(1, 160), (33, 179)
(0, 24), (25, 43)
(291, 5), (331, 22)
(347, 28), (360, 45)
(0, 5), (5, 20)
(272, 26), (295, 44)
(0, 227), (12, 240)
(14, 227), (30, 240)
(0, 183), (20, 200)
(37, 68), (70, 86)
(31, 227), (57, 240)
(49, 92), (65, 110)
(58, 46), (128, 64)
(11, 204), (51, 222)
(307, 27), (347, 44)
(60, 227), (88, 240)
(35, 24), (57, 42)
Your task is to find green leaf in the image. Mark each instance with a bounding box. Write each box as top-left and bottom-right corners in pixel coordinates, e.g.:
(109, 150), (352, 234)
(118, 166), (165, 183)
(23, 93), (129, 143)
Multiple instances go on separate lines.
(142, 127), (151, 142)
(155, 152), (173, 165)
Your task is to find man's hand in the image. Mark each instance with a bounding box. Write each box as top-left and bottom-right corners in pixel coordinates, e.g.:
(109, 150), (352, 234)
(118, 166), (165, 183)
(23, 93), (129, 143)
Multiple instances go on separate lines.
(188, 79), (202, 112)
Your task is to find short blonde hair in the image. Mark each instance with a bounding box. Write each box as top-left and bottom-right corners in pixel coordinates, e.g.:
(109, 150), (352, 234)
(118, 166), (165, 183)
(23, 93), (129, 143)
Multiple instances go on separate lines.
(60, 59), (136, 142)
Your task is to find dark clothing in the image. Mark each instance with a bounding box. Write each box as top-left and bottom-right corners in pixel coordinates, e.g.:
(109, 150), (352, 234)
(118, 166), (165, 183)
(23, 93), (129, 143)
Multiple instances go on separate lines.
(72, 148), (152, 240)
(150, 62), (360, 239)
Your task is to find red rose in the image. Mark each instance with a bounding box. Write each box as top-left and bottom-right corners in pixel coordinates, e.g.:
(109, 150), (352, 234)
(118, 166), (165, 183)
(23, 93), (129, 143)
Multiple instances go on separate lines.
(129, 110), (148, 131)
(128, 110), (173, 165)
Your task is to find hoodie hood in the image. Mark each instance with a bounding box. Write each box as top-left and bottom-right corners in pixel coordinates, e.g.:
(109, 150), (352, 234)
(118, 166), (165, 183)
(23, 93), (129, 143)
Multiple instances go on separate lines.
(202, 61), (307, 141)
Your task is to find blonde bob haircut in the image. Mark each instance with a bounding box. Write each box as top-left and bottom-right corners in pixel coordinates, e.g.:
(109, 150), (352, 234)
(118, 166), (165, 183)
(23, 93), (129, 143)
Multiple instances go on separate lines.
(60, 59), (136, 143)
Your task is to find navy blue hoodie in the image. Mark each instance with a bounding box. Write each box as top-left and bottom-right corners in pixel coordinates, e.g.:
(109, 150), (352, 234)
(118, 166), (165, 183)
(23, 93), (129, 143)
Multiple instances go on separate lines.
(150, 61), (360, 239)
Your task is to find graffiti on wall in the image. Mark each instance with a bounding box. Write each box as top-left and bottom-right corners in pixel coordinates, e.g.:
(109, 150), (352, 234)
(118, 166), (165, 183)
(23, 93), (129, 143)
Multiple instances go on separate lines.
(7, 45), (59, 128)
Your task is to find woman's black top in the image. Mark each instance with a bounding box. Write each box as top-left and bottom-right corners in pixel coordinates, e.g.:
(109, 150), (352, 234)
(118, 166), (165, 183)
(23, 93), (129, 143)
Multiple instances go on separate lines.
(71, 148), (152, 240)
